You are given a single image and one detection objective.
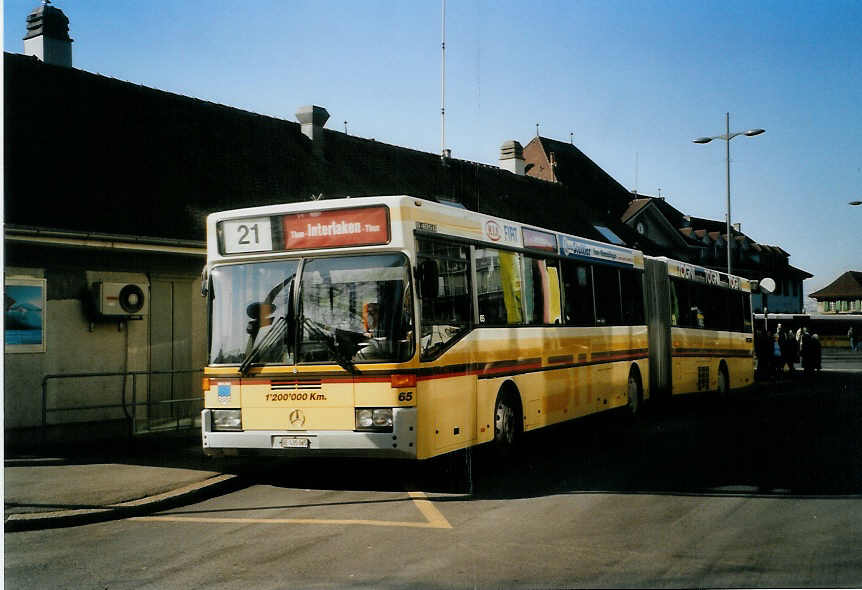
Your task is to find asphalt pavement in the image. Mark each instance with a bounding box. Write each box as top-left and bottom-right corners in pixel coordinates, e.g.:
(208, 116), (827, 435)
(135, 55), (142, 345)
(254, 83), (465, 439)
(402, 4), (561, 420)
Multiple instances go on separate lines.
(3, 430), (243, 531)
(5, 348), (860, 533)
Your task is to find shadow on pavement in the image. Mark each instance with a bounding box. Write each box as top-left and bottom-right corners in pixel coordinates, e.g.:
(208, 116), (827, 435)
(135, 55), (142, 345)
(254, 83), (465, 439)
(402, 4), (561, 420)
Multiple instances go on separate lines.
(16, 369), (860, 503)
(233, 369), (862, 501)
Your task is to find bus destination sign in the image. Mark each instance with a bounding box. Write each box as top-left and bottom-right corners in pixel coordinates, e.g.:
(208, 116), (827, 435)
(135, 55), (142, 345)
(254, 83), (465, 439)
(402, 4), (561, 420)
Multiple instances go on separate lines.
(282, 205), (390, 250)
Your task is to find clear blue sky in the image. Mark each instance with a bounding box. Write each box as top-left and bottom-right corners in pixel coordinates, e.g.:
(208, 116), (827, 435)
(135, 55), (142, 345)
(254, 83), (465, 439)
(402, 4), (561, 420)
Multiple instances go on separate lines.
(4, 0), (860, 298)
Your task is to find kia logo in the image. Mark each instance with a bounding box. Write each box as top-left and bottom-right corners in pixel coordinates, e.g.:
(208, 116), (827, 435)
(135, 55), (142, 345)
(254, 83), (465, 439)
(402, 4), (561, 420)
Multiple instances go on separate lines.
(486, 220), (501, 241)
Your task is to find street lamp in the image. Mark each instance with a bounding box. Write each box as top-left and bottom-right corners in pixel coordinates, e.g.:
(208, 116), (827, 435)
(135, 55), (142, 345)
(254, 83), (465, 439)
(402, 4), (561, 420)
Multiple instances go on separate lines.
(693, 112), (765, 276)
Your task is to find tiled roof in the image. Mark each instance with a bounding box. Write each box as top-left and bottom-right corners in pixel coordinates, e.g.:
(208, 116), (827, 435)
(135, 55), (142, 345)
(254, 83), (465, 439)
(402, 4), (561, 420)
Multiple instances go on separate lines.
(3, 52), (636, 247)
(810, 271), (862, 299)
(621, 196), (812, 279)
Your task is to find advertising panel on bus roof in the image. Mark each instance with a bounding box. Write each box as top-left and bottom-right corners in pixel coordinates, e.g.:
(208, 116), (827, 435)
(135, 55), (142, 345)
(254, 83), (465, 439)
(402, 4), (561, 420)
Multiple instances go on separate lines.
(558, 235), (642, 269)
(667, 260), (749, 291)
(522, 227), (558, 252)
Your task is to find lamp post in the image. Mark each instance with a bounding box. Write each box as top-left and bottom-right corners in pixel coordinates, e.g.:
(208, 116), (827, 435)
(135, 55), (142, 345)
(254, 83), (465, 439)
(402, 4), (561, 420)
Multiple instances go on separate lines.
(693, 112), (765, 276)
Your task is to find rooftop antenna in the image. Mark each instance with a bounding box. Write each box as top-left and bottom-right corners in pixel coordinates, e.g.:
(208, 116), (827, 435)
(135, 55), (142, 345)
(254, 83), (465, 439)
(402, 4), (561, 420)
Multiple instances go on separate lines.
(569, 131), (574, 145)
(440, 0), (447, 158)
(634, 152), (639, 195)
(344, 120), (348, 134)
(536, 122), (540, 137)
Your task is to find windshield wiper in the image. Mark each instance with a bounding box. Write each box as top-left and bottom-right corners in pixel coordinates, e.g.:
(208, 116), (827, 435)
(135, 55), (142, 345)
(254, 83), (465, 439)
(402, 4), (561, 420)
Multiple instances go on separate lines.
(239, 316), (286, 376)
(302, 317), (361, 375)
(239, 277), (295, 376)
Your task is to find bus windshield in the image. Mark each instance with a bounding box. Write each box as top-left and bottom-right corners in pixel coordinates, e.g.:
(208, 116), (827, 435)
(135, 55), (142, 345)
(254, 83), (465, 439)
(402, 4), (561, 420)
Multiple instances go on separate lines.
(298, 254), (414, 366)
(209, 253), (414, 369)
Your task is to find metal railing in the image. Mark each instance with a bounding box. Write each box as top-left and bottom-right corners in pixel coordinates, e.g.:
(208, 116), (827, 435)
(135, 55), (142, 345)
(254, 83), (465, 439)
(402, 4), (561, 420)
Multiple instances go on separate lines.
(41, 368), (204, 437)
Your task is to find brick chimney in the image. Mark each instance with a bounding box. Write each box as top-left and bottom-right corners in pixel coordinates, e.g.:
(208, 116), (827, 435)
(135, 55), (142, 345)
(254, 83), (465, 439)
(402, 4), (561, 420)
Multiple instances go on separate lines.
(23, 1), (73, 68)
(296, 105), (330, 157)
(499, 140), (525, 175)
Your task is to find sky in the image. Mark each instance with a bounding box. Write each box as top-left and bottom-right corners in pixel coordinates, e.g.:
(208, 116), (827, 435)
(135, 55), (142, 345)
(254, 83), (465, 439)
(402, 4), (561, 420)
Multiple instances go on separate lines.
(3, 0), (861, 299)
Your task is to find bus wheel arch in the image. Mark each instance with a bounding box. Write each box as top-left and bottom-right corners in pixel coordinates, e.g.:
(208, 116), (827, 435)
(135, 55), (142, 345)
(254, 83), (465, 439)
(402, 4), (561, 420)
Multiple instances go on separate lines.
(493, 381), (523, 452)
(627, 365), (643, 417)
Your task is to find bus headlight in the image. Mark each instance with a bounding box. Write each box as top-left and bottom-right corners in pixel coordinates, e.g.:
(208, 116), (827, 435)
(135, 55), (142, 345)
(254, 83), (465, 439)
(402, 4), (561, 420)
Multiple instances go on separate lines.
(212, 409), (242, 431)
(355, 408), (393, 431)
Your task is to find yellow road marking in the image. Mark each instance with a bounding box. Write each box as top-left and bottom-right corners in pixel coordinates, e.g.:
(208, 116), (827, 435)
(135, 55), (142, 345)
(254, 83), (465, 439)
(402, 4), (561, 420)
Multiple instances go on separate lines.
(130, 490), (452, 530)
(407, 491), (452, 529)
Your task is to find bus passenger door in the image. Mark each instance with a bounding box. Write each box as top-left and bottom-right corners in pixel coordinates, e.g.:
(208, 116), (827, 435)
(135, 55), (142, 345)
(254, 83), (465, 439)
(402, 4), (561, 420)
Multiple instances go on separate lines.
(417, 371), (476, 458)
(415, 238), (477, 459)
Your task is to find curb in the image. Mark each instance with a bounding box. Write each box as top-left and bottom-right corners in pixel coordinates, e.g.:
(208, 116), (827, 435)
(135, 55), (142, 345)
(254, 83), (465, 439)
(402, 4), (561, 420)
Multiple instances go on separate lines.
(4, 473), (242, 532)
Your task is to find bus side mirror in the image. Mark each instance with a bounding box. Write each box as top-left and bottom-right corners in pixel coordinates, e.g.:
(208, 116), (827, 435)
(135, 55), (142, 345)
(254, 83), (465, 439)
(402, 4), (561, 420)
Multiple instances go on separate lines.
(417, 260), (439, 299)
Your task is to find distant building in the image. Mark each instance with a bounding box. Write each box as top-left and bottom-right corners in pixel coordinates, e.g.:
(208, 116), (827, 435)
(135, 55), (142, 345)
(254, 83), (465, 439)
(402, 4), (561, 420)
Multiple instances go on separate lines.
(617, 196), (811, 313)
(809, 271), (862, 314)
(519, 139), (813, 313)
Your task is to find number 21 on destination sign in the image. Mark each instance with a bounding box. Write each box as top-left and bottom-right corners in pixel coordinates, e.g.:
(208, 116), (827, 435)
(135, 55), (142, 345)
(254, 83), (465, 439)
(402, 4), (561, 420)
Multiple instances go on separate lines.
(222, 217), (273, 253)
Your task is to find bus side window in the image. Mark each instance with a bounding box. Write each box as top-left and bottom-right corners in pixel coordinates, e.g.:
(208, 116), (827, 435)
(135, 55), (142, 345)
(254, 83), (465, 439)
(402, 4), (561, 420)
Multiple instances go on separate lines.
(593, 265), (623, 326)
(742, 293), (753, 333)
(620, 269), (645, 325)
(417, 239), (472, 360)
(560, 260), (594, 327)
(524, 256), (561, 325)
(671, 279), (693, 328)
(475, 248), (524, 325)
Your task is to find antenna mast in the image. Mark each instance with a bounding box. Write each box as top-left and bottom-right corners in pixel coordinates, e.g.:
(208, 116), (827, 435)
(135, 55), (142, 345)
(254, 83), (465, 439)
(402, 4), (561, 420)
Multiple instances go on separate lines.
(440, 0), (447, 157)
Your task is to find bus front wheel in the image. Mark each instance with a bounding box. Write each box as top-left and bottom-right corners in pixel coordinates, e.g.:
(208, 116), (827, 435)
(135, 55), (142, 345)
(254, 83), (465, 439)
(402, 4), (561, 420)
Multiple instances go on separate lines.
(494, 388), (522, 455)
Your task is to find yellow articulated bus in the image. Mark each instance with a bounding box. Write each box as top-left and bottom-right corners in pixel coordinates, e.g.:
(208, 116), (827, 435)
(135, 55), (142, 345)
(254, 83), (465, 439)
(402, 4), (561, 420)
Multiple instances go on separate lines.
(643, 257), (755, 399)
(200, 195), (752, 460)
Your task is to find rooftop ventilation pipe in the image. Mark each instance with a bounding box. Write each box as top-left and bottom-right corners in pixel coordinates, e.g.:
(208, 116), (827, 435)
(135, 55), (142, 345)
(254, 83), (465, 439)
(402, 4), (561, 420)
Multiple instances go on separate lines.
(296, 105), (330, 157)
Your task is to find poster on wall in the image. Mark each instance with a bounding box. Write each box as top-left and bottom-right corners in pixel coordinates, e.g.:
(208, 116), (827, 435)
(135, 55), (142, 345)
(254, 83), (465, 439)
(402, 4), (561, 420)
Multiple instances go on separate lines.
(5, 277), (47, 353)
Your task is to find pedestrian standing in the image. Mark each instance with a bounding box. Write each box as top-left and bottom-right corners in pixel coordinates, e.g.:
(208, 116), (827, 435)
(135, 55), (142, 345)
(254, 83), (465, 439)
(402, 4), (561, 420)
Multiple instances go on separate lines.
(801, 329), (814, 375)
(812, 334), (822, 371)
(772, 332), (782, 379)
(849, 326), (856, 352)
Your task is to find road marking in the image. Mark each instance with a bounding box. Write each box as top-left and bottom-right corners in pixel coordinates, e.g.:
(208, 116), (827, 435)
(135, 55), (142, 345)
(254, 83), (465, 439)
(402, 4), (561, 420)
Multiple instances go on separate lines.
(130, 490), (452, 529)
(407, 491), (452, 529)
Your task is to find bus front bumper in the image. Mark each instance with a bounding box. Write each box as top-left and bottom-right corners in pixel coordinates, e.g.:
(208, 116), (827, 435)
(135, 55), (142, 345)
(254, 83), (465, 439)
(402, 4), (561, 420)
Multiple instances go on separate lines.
(201, 407), (417, 459)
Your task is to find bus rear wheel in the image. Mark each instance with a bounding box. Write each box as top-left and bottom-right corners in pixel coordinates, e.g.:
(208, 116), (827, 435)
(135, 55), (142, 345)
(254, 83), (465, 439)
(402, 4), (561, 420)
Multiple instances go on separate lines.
(626, 368), (642, 417)
(718, 363), (730, 397)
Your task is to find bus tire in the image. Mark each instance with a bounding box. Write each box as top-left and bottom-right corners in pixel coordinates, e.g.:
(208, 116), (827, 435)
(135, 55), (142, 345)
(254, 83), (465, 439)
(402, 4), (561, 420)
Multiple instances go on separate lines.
(626, 367), (643, 418)
(717, 362), (730, 398)
(493, 385), (522, 456)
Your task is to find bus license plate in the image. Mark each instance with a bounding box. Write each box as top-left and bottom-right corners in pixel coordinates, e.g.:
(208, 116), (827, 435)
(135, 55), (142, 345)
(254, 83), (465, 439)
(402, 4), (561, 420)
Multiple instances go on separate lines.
(276, 437), (311, 449)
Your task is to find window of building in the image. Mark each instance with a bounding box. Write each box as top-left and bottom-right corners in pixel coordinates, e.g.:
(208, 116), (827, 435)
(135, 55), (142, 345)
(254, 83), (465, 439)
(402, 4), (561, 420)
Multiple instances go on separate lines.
(593, 224), (626, 246)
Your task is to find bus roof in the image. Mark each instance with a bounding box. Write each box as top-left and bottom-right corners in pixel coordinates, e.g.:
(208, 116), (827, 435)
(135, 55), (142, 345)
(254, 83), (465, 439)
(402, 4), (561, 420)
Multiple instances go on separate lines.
(207, 195), (645, 269)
